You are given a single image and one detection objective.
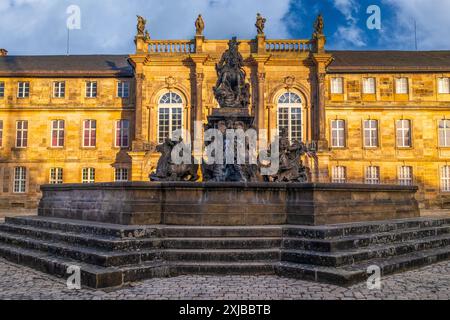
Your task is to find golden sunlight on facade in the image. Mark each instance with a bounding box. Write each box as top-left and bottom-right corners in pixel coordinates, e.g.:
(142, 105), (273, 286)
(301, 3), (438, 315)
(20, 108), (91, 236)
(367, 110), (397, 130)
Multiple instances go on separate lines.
(1, 15), (450, 209)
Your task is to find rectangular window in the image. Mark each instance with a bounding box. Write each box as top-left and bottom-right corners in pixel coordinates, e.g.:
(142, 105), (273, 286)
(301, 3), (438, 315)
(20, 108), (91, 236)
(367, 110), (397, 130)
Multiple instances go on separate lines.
(82, 168), (95, 184)
(363, 77), (376, 94)
(331, 77), (343, 94)
(17, 82), (30, 98)
(331, 120), (345, 148)
(439, 120), (450, 147)
(83, 120), (97, 147)
(117, 81), (129, 98)
(363, 120), (379, 148)
(51, 120), (65, 148)
(86, 81), (97, 98)
(115, 120), (130, 148)
(398, 166), (413, 186)
(53, 81), (65, 98)
(396, 119), (412, 148)
(0, 120), (3, 147)
(13, 167), (26, 193)
(365, 166), (380, 185)
(115, 168), (129, 182)
(0, 82), (4, 98)
(332, 166), (346, 183)
(438, 78), (450, 94)
(441, 166), (450, 192)
(395, 78), (409, 94)
(16, 120), (28, 148)
(49, 168), (63, 184)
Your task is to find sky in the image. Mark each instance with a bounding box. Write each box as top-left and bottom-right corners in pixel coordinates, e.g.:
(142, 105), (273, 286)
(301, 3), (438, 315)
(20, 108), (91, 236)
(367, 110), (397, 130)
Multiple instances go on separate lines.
(0, 0), (449, 55)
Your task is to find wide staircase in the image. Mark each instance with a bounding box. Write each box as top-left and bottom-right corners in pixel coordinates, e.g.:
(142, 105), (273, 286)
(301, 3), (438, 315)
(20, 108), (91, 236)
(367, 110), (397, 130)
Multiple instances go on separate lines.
(0, 216), (448, 288)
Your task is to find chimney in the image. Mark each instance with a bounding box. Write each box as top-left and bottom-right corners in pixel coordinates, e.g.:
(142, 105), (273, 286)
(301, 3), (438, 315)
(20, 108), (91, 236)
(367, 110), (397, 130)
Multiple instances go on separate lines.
(0, 49), (8, 56)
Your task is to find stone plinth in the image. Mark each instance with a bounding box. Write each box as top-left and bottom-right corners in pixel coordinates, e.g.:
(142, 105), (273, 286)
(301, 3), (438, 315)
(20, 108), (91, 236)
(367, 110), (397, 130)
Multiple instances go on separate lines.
(38, 182), (419, 226)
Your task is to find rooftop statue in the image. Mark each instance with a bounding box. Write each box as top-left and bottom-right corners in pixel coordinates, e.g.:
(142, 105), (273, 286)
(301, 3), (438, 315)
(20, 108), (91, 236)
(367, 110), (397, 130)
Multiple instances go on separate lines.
(195, 14), (205, 36)
(213, 37), (250, 109)
(137, 15), (147, 36)
(255, 13), (266, 35)
(314, 14), (324, 35)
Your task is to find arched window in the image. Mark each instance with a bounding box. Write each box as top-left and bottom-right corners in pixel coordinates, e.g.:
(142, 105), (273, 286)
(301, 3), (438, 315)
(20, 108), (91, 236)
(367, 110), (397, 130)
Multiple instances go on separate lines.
(158, 92), (183, 143)
(277, 92), (302, 142)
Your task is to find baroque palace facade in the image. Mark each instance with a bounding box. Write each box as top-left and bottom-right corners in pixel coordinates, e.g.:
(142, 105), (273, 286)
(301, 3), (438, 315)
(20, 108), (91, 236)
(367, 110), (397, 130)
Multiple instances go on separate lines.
(1, 15), (450, 209)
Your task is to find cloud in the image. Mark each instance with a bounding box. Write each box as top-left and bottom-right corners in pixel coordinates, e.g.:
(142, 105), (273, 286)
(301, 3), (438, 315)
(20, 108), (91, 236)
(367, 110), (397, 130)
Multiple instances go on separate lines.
(382, 0), (450, 50)
(0, 0), (291, 55)
(329, 0), (367, 48)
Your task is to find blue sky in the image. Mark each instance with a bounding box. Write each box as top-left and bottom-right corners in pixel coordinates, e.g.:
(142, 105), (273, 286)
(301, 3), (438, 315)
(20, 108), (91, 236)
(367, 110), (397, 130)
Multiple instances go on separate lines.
(0, 0), (449, 55)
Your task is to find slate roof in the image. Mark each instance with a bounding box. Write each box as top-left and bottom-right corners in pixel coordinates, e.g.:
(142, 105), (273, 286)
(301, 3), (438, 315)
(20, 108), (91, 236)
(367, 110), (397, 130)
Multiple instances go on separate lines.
(0, 55), (134, 77)
(328, 51), (450, 73)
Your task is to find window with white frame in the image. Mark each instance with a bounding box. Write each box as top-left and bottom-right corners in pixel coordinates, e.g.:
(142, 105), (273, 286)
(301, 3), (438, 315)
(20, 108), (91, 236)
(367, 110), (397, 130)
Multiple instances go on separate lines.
(0, 120), (3, 147)
(115, 120), (130, 148)
(49, 168), (63, 184)
(115, 168), (129, 182)
(332, 166), (347, 183)
(363, 120), (378, 148)
(438, 77), (450, 94)
(13, 167), (26, 193)
(0, 82), (4, 98)
(396, 119), (412, 148)
(82, 168), (95, 184)
(17, 82), (29, 98)
(398, 166), (413, 186)
(363, 77), (376, 94)
(51, 120), (65, 148)
(117, 81), (129, 98)
(441, 166), (450, 192)
(395, 78), (409, 94)
(331, 77), (343, 94)
(277, 92), (302, 142)
(439, 119), (450, 147)
(86, 81), (97, 98)
(53, 81), (65, 98)
(83, 120), (96, 147)
(365, 166), (380, 184)
(16, 120), (28, 148)
(158, 92), (183, 143)
(331, 119), (345, 148)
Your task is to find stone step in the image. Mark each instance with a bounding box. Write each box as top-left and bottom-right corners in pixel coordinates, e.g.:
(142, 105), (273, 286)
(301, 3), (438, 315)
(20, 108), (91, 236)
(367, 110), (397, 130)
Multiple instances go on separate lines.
(284, 217), (450, 239)
(171, 261), (276, 276)
(163, 248), (280, 262)
(283, 225), (450, 252)
(277, 246), (450, 286)
(162, 237), (281, 249)
(5, 216), (160, 239)
(0, 223), (161, 252)
(282, 234), (450, 267)
(0, 242), (169, 288)
(0, 231), (161, 267)
(162, 226), (283, 238)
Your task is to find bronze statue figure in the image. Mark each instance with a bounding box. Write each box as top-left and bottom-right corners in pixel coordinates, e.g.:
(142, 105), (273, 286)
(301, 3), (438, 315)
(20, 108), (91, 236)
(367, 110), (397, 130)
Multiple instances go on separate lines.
(213, 37), (250, 109)
(137, 15), (147, 36)
(314, 14), (324, 35)
(144, 30), (150, 42)
(255, 13), (266, 35)
(149, 138), (199, 182)
(195, 14), (205, 36)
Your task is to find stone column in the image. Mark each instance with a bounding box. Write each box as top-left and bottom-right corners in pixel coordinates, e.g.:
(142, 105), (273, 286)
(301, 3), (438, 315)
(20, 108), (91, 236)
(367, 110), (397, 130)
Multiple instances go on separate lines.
(257, 71), (266, 132)
(195, 72), (204, 123)
(317, 72), (327, 145)
(134, 73), (145, 144)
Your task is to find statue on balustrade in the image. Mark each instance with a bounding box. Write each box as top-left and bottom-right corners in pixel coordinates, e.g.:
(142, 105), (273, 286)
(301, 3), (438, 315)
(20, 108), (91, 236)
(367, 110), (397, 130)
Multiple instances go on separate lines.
(213, 37), (251, 109)
(136, 15), (147, 36)
(195, 14), (205, 36)
(255, 13), (266, 35)
(149, 138), (199, 182)
(314, 14), (324, 35)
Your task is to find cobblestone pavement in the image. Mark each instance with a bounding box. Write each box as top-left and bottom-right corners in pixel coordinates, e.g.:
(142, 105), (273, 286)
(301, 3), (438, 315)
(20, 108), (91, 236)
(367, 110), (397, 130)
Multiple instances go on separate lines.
(0, 258), (448, 300)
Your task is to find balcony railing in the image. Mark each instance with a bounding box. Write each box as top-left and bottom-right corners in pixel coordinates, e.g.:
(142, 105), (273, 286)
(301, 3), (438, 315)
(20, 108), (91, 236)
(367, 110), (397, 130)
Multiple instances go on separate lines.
(265, 40), (312, 52)
(147, 40), (195, 54)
